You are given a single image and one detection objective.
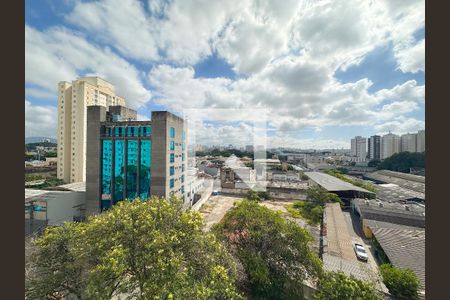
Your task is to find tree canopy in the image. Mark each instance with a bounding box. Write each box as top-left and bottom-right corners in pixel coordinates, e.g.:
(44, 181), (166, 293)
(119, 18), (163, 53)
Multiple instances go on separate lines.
(380, 264), (420, 300)
(212, 200), (322, 299)
(314, 271), (382, 300)
(378, 151), (425, 173)
(26, 197), (242, 299)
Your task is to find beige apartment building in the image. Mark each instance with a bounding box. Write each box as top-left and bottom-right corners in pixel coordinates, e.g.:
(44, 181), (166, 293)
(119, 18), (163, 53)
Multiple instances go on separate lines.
(400, 133), (417, 153)
(57, 77), (126, 183)
(381, 132), (401, 159)
(416, 129), (425, 153)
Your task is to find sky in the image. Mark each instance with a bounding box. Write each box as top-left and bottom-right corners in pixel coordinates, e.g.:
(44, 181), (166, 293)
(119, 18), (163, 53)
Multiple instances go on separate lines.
(25, 0), (425, 149)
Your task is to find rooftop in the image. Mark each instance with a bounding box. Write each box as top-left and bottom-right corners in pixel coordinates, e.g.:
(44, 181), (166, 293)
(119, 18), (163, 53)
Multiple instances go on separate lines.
(375, 183), (425, 203)
(305, 171), (374, 194)
(372, 227), (425, 289)
(364, 170), (425, 193)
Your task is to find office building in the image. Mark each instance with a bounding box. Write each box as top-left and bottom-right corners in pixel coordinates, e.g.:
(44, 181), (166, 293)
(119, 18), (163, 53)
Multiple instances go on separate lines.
(416, 129), (425, 153)
(368, 135), (381, 160)
(85, 106), (187, 216)
(381, 132), (401, 159)
(350, 136), (367, 162)
(57, 77), (126, 183)
(401, 133), (417, 153)
(245, 145), (254, 152)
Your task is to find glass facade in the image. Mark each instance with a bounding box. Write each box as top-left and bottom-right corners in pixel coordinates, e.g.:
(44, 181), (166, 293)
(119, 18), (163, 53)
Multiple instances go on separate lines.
(170, 178), (174, 189)
(127, 126), (139, 137)
(114, 140), (125, 203)
(101, 140), (112, 211)
(170, 153), (175, 163)
(170, 127), (175, 138)
(170, 166), (174, 176)
(170, 140), (175, 151)
(126, 140), (138, 199)
(140, 140), (151, 199)
(141, 126), (152, 137)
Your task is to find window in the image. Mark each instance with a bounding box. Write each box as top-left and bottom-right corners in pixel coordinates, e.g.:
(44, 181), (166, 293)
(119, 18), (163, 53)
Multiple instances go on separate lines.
(170, 141), (175, 151)
(170, 179), (174, 189)
(114, 140), (125, 203)
(141, 126), (152, 137)
(101, 140), (112, 210)
(182, 153), (185, 161)
(170, 153), (175, 163)
(126, 140), (138, 199)
(170, 166), (174, 176)
(140, 140), (151, 199)
(170, 127), (175, 138)
(181, 175), (184, 183)
(127, 126), (138, 137)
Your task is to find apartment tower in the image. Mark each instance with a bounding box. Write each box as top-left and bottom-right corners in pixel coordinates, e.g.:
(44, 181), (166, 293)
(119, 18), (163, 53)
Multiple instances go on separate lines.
(400, 133), (417, 153)
(350, 136), (367, 162)
(416, 129), (425, 153)
(368, 135), (381, 160)
(381, 132), (401, 159)
(57, 77), (126, 183)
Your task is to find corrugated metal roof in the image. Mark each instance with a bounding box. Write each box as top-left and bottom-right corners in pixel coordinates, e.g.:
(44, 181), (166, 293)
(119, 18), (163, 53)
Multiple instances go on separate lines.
(372, 227), (425, 289)
(305, 172), (373, 193)
(365, 170), (425, 193)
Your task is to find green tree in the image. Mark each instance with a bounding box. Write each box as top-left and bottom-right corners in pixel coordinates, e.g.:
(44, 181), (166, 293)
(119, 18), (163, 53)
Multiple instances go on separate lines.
(212, 200), (322, 299)
(368, 159), (381, 168)
(380, 264), (420, 300)
(315, 271), (382, 300)
(26, 197), (242, 299)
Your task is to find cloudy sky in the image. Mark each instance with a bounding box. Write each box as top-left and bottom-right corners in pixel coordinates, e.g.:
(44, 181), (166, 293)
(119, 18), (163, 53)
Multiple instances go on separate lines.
(25, 0), (425, 149)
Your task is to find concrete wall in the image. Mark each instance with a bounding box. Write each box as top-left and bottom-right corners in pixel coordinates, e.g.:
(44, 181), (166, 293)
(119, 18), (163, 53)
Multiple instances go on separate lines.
(85, 106), (106, 216)
(47, 191), (85, 225)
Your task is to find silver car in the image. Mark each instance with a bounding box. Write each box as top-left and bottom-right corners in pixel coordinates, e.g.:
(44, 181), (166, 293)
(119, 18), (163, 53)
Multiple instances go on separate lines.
(353, 243), (368, 262)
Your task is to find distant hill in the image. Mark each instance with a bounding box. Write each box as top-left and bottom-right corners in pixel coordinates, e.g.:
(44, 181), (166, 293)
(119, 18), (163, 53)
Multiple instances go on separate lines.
(25, 137), (57, 144)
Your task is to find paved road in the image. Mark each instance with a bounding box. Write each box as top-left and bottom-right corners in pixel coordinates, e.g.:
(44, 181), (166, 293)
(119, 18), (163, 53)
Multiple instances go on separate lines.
(342, 210), (388, 292)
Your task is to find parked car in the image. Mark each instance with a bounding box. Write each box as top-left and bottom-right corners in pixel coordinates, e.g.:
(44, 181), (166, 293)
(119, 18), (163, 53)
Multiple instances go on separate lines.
(353, 243), (368, 261)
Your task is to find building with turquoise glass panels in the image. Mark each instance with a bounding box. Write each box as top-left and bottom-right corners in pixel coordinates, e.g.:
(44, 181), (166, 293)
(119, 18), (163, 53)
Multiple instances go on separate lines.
(86, 106), (187, 215)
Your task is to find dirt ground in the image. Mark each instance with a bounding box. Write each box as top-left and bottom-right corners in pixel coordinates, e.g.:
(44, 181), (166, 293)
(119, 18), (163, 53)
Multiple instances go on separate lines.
(200, 195), (243, 231)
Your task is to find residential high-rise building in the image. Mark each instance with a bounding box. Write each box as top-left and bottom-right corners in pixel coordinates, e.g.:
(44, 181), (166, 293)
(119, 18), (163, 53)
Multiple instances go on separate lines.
(85, 106), (187, 216)
(57, 77), (126, 183)
(368, 135), (381, 160)
(416, 129), (425, 153)
(350, 136), (367, 162)
(400, 133), (417, 153)
(381, 132), (401, 159)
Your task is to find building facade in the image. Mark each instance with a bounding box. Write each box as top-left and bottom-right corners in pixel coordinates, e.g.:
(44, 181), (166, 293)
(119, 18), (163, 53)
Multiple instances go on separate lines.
(416, 129), (425, 153)
(350, 136), (367, 162)
(57, 77), (126, 183)
(368, 135), (381, 160)
(381, 133), (401, 159)
(400, 133), (417, 153)
(85, 106), (187, 216)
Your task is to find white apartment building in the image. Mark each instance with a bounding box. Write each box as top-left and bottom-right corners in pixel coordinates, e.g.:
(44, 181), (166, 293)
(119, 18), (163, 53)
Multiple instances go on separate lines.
(401, 133), (417, 153)
(350, 136), (367, 162)
(57, 77), (126, 183)
(381, 133), (401, 159)
(416, 129), (425, 153)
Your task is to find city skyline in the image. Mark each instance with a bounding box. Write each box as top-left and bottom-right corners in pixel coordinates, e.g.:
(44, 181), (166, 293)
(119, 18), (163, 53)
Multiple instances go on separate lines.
(25, 0), (425, 149)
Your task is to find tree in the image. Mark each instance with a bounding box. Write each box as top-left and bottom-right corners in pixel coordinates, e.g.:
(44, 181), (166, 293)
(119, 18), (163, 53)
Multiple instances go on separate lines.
(212, 200), (322, 299)
(368, 159), (381, 168)
(315, 271), (382, 300)
(378, 152), (425, 173)
(380, 264), (420, 300)
(26, 197), (242, 299)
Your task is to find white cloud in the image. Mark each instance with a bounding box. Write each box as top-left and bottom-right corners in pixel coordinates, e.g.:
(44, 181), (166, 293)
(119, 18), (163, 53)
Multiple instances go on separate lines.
(393, 39), (425, 73)
(25, 25), (151, 109)
(375, 116), (425, 135)
(25, 100), (57, 138)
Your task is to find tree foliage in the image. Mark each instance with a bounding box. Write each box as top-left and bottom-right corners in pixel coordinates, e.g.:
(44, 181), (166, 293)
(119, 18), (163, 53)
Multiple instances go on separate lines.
(314, 271), (382, 300)
(26, 197), (242, 299)
(212, 200), (322, 299)
(245, 190), (269, 201)
(378, 152), (425, 173)
(380, 264), (420, 300)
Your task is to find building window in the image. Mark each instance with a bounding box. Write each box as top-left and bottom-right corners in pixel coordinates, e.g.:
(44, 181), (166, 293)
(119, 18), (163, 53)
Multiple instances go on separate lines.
(181, 175), (184, 183)
(114, 140), (125, 203)
(182, 153), (185, 161)
(170, 179), (174, 189)
(170, 141), (175, 151)
(140, 140), (151, 199)
(126, 140), (138, 200)
(101, 140), (112, 211)
(141, 126), (151, 137)
(127, 126), (138, 137)
(170, 153), (175, 163)
(114, 126), (125, 137)
(170, 127), (175, 138)
(170, 166), (174, 176)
